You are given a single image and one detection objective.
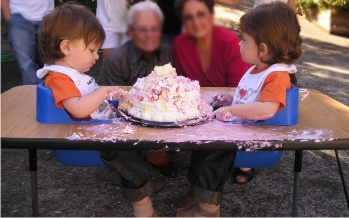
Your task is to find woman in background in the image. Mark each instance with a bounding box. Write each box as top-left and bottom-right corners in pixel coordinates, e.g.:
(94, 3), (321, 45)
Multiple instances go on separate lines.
(173, 0), (250, 87)
(172, 0), (251, 211)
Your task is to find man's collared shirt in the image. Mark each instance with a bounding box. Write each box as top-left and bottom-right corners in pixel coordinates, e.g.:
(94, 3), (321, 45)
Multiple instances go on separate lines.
(98, 40), (173, 86)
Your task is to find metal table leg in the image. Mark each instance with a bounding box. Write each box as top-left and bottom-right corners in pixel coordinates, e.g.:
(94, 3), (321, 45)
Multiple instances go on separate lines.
(29, 149), (38, 216)
(334, 149), (349, 209)
(292, 150), (303, 216)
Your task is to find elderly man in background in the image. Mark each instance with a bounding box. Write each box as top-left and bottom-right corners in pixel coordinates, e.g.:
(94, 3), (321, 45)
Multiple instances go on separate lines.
(98, 1), (173, 86)
(98, 1), (174, 217)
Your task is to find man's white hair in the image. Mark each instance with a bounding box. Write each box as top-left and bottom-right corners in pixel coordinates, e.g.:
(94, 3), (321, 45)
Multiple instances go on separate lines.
(127, 1), (164, 28)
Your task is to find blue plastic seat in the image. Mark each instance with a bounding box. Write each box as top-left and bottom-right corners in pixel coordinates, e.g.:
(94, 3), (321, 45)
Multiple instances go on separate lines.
(234, 84), (299, 168)
(36, 81), (112, 124)
(234, 150), (283, 168)
(52, 150), (105, 167)
(36, 81), (112, 166)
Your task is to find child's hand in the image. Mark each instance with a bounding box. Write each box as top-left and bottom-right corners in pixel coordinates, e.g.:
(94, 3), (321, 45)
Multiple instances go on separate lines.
(209, 106), (234, 121)
(117, 91), (130, 111)
(105, 86), (125, 100)
(211, 93), (233, 109)
(198, 99), (213, 114)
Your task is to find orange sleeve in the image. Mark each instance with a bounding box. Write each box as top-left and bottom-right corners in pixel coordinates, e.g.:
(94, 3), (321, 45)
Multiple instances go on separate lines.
(44, 72), (81, 108)
(258, 71), (291, 110)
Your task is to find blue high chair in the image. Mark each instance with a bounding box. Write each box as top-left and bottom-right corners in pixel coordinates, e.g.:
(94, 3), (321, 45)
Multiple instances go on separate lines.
(36, 81), (112, 124)
(36, 81), (112, 166)
(234, 84), (299, 168)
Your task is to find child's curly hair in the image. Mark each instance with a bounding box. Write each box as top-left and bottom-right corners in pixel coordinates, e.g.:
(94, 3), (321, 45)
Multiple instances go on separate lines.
(40, 3), (105, 64)
(239, 2), (302, 65)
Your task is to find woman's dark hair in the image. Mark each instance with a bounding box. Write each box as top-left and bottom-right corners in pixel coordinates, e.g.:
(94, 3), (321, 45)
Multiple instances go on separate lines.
(239, 2), (302, 65)
(174, 0), (215, 19)
(40, 2), (105, 64)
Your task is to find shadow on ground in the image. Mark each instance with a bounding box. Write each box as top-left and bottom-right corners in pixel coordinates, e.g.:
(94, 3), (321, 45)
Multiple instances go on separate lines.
(296, 37), (349, 106)
(1, 149), (349, 217)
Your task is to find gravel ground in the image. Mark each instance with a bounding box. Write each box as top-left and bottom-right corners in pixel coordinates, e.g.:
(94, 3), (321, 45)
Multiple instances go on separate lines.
(1, 1), (349, 217)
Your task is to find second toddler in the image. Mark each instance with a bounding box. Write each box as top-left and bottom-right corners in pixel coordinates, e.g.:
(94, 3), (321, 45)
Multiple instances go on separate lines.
(211, 2), (302, 122)
(177, 2), (302, 216)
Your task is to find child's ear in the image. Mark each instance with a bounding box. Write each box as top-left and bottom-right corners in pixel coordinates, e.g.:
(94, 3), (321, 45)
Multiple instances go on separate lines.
(60, 40), (72, 56)
(259, 43), (269, 58)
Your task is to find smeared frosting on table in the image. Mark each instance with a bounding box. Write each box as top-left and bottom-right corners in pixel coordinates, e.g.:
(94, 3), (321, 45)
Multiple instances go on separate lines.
(68, 119), (136, 143)
(67, 119), (334, 151)
(66, 87), (335, 150)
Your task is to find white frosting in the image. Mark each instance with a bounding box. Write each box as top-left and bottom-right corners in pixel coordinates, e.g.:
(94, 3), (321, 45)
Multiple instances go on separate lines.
(154, 63), (176, 77)
(121, 64), (202, 122)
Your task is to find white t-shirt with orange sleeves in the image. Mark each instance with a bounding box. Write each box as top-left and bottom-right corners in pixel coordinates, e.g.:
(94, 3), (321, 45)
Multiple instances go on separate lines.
(37, 65), (115, 119)
(230, 63), (296, 121)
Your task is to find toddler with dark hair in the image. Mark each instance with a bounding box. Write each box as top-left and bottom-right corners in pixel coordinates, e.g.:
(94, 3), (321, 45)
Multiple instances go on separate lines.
(37, 3), (123, 119)
(38, 3), (168, 217)
(177, 2), (302, 217)
(211, 1), (302, 122)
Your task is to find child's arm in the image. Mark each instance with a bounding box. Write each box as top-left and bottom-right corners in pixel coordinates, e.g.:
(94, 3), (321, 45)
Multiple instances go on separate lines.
(210, 101), (280, 121)
(1, 0), (11, 21)
(62, 86), (123, 118)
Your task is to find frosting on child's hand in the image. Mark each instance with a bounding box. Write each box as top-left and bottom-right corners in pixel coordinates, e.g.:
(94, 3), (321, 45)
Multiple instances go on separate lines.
(107, 87), (126, 100)
(208, 108), (233, 121)
(219, 111), (233, 121)
(211, 93), (233, 109)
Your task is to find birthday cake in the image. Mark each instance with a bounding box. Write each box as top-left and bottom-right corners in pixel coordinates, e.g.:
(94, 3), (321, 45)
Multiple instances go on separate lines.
(119, 63), (212, 122)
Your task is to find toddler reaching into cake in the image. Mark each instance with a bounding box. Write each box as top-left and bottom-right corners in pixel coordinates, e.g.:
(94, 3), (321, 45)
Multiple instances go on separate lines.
(37, 3), (124, 120)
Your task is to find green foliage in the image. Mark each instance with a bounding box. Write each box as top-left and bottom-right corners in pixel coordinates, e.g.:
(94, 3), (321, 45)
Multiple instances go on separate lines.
(54, 0), (97, 13)
(296, 0), (316, 15)
(296, 0), (349, 15)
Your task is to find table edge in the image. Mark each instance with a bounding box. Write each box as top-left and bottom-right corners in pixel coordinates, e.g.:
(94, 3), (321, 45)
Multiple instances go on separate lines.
(2, 137), (349, 151)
